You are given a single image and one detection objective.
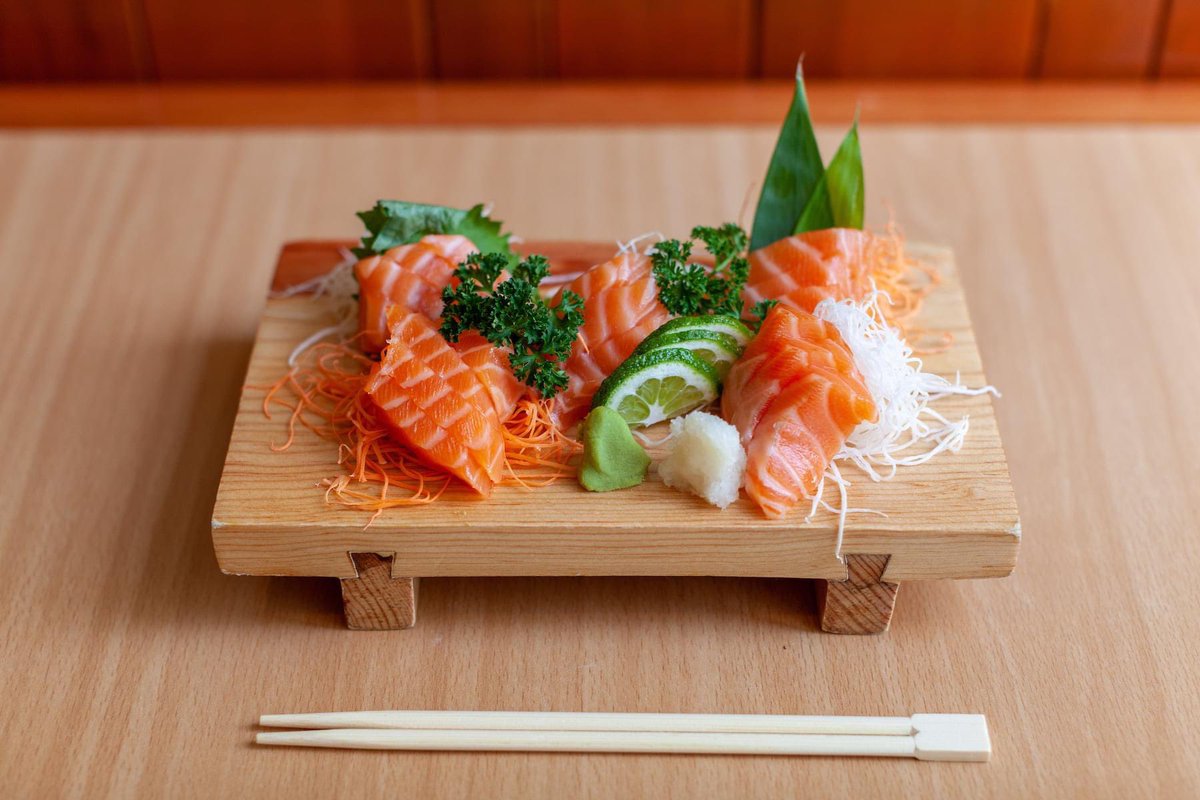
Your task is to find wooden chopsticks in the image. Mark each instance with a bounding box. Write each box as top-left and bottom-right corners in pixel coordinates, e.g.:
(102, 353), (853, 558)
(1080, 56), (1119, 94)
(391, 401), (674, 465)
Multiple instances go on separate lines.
(256, 711), (990, 761)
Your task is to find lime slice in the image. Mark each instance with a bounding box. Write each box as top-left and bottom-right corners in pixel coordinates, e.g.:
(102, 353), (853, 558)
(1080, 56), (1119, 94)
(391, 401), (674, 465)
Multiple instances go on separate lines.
(592, 348), (720, 427)
(640, 314), (753, 349)
(632, 329), (742, 380)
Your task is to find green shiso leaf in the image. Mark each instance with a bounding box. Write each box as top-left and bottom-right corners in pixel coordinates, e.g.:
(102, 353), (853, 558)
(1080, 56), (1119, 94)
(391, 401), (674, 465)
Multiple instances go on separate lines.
(353, 201), (513, 259)
(749, 62), (825, 250)
(794, 119), (864, 233)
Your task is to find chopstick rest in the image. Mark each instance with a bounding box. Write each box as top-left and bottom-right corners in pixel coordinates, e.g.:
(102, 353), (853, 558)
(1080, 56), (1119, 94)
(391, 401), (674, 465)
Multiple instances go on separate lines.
(255, 712), (990, 762)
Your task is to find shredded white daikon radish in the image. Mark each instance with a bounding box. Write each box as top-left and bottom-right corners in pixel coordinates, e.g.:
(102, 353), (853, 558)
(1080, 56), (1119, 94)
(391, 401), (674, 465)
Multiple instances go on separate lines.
(270, 248), (359, 365)
(618, 231), (666, 256)
(537, 271), (584, 289)
(810, 291), (998, 556)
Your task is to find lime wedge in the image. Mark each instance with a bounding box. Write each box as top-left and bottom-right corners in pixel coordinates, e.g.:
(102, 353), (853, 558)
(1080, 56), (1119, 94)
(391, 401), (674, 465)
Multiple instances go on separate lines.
(640, 314), (753, 349)
(592, 348), (720, 427)
(631, 329), (742, 380)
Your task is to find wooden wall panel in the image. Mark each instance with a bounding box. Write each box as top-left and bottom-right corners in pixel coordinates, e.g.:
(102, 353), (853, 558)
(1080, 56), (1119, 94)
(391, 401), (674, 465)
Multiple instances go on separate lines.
(432, 0), (557, 79)
(141, 0), (431, 80)
(1037, 0), (1162, 78)
(0, 0), (1189, 83)
(1161, 0), (1200, 76)
(0, 0), (153, 81)
(760, 0), (1041, 79)
(556, 0), (754, 79)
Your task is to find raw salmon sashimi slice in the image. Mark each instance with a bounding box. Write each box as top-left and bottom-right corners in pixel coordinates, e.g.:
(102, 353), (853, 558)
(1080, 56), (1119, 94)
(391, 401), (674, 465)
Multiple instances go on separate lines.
(742, 375), (869, 518)
(354, 235), (477, 353)
(743, 228), (873, 316)
(453, 332), (526, 422)
(365, 311), (503, 496)
(722, 305), (876, 518)
(560, 249), (652, 300)
(722, 306), (864, 445)
(419, 234), (478, 264)
(553, 267), (670, 427)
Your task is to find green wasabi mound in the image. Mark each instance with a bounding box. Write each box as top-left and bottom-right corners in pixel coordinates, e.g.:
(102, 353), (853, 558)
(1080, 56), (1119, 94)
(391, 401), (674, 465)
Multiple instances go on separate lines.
(578, 406), (651, 492)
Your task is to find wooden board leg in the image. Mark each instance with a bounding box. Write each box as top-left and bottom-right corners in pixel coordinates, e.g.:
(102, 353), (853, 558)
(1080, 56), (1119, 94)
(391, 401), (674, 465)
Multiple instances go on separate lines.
(818, 554), (899, 634)
(340, 553), (418, 630)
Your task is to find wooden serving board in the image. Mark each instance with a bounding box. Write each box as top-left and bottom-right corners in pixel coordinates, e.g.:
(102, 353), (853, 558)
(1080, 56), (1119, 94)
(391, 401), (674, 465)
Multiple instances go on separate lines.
(212, 241), (1019, 633)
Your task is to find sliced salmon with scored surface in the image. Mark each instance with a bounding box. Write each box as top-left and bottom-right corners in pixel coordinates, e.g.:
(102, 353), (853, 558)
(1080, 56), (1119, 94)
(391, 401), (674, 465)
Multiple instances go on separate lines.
(453, 332), (525, 422)
(365, 311), (503, 496)
(553, 261), (670, 426)
(560, 250), (652, 300)
(354, 235), (477, 352)
(419, 234), (478, 264)
(743, 228), (873, 317)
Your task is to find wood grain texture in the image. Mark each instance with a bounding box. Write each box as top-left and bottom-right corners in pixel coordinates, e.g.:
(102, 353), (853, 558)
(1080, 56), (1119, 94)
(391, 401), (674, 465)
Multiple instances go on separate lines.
(0, 0), (153, 81)
(341, 554), (418, 630)
(557, 0), (754, 78)
(141, 0), (432, 80)
(1037, 0), (1163, 78)
(2, 124), (1200, 796)
(760, 0), (1042, 79)
(0, 1), (1188, 83)
(819, 554), (898, 634)
(1161, 0), (1200, 76)
(432, 0), (557, 79)
(212, 242), (1017, 585)
(8, 81), (1200, 127)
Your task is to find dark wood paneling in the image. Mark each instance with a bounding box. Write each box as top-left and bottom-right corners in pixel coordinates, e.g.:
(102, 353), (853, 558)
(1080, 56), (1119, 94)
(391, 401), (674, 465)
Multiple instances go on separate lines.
(0, 0), (153, 81)
(141, 0), (431, 80)
(0, 0), (1188, 83)
(557, 0), (754, 79)
(1161, 0), (1200, 76)
(432, 0), (557, 79)
(1037, 0), (1163, 77)
(760, 0), (1042, 79)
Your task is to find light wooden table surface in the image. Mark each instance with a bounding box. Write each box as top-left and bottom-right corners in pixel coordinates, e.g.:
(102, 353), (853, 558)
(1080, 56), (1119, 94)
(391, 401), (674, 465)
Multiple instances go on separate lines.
(2, 114), (1199, 797)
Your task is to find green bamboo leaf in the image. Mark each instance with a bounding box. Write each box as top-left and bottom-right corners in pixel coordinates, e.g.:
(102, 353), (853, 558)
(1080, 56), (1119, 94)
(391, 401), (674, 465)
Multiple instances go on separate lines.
(794, 119), (864, 233)
(749, 62), (825, 250)
(793, 173), (834, 233)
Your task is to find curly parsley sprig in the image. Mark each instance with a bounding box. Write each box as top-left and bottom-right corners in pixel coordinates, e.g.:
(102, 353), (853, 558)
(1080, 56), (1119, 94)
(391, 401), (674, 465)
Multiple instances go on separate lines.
(651, 223), (750, 318)
(749, 298), (779, 330)
(440, 253), (584, 399)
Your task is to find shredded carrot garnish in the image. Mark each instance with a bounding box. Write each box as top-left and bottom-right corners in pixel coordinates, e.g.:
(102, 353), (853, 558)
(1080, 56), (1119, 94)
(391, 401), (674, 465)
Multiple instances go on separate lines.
(260, 342), (580, 523)
(866, 222), (950, 354)
(499, 397), (583, 488)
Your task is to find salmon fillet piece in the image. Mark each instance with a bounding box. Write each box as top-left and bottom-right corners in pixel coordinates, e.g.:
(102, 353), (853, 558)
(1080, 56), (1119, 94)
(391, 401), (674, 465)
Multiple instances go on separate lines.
(722, 306), (862, 445)
(365, 311), (503, 496)
(743, 228), (873, 316)
(552, 257), (670, 426)
(722, 305), (875, 518)
(453, 332), (525, 422)
(354, 235), (476, 352)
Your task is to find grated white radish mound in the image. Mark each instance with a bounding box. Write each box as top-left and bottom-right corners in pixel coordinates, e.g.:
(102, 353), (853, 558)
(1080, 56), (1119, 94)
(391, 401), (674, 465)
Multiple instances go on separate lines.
(811, 291), (998, 554)
(657, 411), (746, 509)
